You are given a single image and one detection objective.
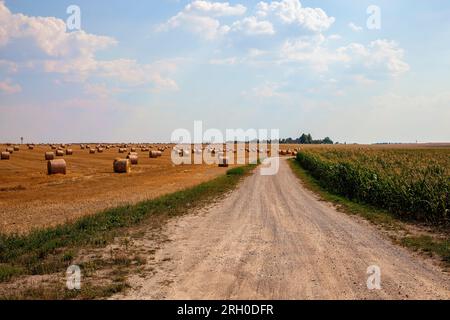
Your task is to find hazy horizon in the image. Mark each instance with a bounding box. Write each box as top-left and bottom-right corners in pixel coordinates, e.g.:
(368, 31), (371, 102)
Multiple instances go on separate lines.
(1, 1), (449, 144)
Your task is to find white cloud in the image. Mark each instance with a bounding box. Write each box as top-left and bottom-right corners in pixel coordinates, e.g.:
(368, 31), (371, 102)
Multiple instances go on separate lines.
(348, 22), (363, 32)
(185, 0), (247, 16)
(256, 0), (335, 32)
(231, 16), (275, 35)
(280, 34), (349, 72)
(0, 79), (21, 94)
(0, 2), (116, 57)
(281, 35), (409, 76)
(160, 11), (230, 40)
(341, 39), (410, 76)
(158, 1), (247, 40)
(0, 1), (179, 91)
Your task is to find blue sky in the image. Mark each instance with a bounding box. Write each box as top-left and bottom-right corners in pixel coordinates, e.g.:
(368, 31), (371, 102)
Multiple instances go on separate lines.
(1, 0), (449, 143)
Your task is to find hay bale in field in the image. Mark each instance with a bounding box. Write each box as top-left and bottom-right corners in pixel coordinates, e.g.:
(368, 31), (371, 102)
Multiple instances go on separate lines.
(218, 156), (229, 167)
(80, 144), (85, 149)
(89, 148), (96, 154)
(127, 153), (138, 165)
(118, 148), (126, 153)
(51, 145), (57, 150)
(66, 149), (73, 155)
(13, 146), (19, 151)
(56, 149), (64, 157)
(45, 152), (55, 160)
(6, 147), (14, 154)
(130, 147), (136, 152)
(47, 159), (66, 175)
(113, 158), (131, 173)
(28, 145), (34, 150)
(97, 147), (104, 153)
(1, 152), (10, 160)
(149, 150), (162, 158)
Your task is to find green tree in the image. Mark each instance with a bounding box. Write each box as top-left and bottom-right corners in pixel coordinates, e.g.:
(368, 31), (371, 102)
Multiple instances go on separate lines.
(322, 137), (333, 144)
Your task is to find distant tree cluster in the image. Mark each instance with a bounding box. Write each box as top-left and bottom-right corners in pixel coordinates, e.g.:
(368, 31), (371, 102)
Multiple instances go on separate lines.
(280, 133), (334, 145)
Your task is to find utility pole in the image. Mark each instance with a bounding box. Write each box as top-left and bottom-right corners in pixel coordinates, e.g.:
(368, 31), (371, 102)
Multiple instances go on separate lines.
(21, 137), (23, 144)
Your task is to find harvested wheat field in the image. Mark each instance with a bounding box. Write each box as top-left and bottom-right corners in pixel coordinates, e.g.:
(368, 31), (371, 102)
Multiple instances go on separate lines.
(0, 143), (251, 234)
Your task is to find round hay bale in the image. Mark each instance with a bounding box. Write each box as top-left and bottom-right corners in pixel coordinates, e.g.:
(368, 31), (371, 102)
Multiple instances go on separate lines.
(1, 152), (10, 160)
(47, 159), (66, 175)
(218, 156), (229, 167)
(113, 158), (131, 173)
(89, 148), (96, 154)
(66, 149), (73, 155)
(127, 154), (138, 165)
(119, 148), (126, 153)
(13, 146), (19, 151)
(45, 152), (55, 160)
(130, 147), (136, 152)
(149, 151), (162, 158)
(97, 147), (104, 153)
(51, 145), (57, 150)
(80, 144), (85, 149)
(56, 149), (64, 157)
(28, 145), (34, 150)
(6, 147), (13, 154)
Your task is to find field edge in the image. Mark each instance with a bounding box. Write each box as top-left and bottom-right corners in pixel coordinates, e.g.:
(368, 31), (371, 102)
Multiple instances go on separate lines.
(287, 158), (450, 270)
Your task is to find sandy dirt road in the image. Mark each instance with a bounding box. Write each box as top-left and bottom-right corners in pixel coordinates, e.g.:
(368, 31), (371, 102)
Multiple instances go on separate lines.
(118, 158), (450, 300)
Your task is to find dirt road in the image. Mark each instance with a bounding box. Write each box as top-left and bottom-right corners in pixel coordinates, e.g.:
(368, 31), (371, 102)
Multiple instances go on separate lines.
(118, 158), (450, 300)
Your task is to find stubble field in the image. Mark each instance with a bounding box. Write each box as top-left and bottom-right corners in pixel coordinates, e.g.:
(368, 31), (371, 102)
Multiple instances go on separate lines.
(0, 144), (247, 234)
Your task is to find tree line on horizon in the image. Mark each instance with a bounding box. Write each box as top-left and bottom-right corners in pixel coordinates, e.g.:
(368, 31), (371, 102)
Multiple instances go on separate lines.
(280, 133), (334, 145)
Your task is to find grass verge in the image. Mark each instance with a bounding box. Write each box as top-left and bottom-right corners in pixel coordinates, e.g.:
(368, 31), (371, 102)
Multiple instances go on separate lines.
(288, 159), (450, 267)
(0, 164), (256, 294)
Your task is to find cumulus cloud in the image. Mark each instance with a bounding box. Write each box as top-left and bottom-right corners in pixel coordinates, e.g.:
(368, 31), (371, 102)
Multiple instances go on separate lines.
(340, 40), (410, 76)
(0, 2), (116, 57)
(160, 11), (231, 40)
(158, 1), (247, 39)
(256, 0), (335, 32)
(231, 16), (275, 35)
(281, 35), (409, 76)
(185, 0), (247, 16)
(0, 1), (178, 91)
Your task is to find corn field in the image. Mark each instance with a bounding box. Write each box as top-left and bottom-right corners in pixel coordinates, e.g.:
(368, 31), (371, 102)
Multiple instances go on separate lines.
(296, 147), (449, 225)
